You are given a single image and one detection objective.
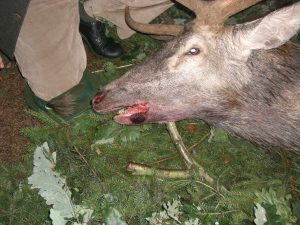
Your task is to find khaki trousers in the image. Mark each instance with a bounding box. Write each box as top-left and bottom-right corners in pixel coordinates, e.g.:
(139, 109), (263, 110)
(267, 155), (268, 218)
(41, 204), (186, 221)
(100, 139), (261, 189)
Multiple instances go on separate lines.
(15, 0), (172, 101)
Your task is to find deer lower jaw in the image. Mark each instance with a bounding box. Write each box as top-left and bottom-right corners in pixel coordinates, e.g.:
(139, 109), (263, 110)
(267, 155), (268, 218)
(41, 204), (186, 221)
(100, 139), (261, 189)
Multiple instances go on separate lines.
(93, 101), (183, 125)
(114, 103), (185, 125)
(114, 103), (149, 125)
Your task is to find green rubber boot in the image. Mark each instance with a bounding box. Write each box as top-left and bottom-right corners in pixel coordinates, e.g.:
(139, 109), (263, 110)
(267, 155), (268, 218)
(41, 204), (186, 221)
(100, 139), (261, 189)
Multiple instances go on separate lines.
(23, 70), (106, 121)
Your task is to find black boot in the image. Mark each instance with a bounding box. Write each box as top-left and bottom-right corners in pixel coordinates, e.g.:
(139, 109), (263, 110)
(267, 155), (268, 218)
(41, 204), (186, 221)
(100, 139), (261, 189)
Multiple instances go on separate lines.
(79, 3), (123, 58)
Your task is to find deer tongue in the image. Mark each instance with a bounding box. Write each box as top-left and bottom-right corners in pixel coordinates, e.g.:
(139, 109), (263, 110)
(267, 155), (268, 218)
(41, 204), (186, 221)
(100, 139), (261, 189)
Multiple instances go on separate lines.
(114, 103), (149, 125)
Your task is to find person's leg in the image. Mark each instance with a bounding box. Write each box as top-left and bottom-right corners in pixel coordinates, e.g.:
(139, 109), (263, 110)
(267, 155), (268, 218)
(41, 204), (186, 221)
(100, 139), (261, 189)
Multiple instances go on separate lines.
(15, 0), (86, 102)
(84, 0), (174, 39)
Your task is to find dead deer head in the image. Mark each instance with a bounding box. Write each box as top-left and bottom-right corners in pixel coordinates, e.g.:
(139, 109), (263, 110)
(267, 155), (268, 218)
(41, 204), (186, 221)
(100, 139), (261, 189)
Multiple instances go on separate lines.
(93, 0), (300, 152)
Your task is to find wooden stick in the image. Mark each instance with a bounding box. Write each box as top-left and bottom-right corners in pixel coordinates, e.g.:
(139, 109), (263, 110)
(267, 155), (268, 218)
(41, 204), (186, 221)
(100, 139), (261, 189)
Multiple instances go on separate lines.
(166, 122), (194, 169)
(126, 162), (191, 179)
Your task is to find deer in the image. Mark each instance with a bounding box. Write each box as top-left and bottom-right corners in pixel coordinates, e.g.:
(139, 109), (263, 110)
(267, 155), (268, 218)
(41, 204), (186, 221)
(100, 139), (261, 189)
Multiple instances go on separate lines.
(92, 0), (300, 184)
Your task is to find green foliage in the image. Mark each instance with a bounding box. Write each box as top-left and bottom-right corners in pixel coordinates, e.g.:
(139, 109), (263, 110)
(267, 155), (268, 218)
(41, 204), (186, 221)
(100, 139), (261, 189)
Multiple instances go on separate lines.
(254, 203), (267, 225)
(208, 127), (230, 144)
(95, 122), (152, 143)
(102, 62), (119, 83)
(28, 142), (93, 225)
(146, 198), (182, 225)
(254, 188), (297, 224)
(105, 208), (127, 225)
(0, 160), (50, 224)
(292, 202), (300, 225)
(8, 106), (300, 225)
(25, 109), (62, 126)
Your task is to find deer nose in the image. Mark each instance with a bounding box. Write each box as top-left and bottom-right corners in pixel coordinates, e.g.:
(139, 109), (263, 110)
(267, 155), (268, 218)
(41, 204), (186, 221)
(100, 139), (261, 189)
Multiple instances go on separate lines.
(92, 91), (105, 104)
(94, 96), (103, 103)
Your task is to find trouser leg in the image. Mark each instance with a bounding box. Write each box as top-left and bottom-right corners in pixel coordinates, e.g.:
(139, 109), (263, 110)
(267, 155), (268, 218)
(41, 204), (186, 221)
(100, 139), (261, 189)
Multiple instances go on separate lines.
(84, 0), (173, 39)
(15, 0), (86, 101)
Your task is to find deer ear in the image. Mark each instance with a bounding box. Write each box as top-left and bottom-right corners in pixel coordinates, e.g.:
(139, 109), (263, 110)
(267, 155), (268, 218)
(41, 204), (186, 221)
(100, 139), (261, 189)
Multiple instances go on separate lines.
(240, 2), (300, 50)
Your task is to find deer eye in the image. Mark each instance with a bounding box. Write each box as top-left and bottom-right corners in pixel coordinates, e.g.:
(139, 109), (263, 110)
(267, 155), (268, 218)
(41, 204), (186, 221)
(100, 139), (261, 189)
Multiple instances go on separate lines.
(187, 48), (200, 55)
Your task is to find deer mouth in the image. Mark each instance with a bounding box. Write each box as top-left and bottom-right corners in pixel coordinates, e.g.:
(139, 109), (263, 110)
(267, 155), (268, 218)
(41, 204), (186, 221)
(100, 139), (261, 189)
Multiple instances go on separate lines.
(114, 103), (149, 125)
(92, 91), (149, 124)
(92, 92), (181, 124)
(93, 100), (185, 124)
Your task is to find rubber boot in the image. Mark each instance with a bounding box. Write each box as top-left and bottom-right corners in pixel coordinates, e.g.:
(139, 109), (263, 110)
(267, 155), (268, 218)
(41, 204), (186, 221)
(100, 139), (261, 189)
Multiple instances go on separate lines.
(23, 70), (106, 120)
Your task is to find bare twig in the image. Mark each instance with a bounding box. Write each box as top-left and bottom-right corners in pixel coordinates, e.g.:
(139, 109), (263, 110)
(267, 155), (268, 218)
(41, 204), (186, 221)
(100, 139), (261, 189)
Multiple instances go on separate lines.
(200, 210), (240, 216)
(91, 63), (134, 74)
(166, 122), (215, 185)
(195, 180), (225, 198)
(166, 122), (195, 169)
(187, 132), (211, 152)
(200, 193), (216, 202)
(126, 162), (191, 179)
(91, 63), (134, 73)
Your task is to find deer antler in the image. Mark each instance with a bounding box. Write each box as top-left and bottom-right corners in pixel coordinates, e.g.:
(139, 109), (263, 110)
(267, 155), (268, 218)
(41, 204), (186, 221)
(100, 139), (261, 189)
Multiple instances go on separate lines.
(217, 0), (262, 22)
(177, 0), (262, 25)
(125, 6), (184, 36)
(125, 0), (262, 37)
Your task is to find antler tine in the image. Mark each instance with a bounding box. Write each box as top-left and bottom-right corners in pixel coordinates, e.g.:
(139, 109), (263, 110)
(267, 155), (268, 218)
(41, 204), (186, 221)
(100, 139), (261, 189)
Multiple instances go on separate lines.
(125, 6), (184, 37)
(124, 0), (262, 37)
(217, 0), (262, 23)
(175, 0), (203, 13)
(182, 0), (262, 25)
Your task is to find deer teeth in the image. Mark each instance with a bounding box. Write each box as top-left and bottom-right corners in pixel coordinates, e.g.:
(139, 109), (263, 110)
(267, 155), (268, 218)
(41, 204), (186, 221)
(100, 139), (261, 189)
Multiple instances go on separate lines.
(118, 109), (125, 114)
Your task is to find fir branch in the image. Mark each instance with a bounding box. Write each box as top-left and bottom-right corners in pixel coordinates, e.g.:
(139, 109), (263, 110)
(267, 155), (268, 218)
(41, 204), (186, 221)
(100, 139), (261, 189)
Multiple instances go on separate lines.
(25, 109), (64, 126)
(72, 145), (102, 184)
(65, 130), (102, 184)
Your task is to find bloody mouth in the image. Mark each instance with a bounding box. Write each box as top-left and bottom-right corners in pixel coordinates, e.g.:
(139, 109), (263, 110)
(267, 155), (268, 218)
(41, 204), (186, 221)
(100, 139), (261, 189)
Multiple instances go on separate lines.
(113, 103), (149, 125)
